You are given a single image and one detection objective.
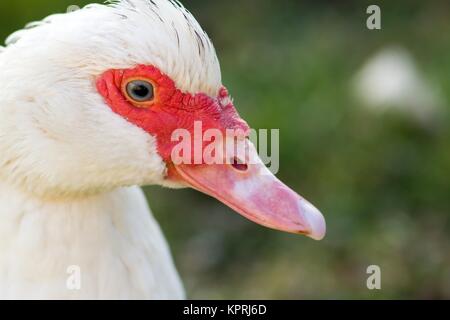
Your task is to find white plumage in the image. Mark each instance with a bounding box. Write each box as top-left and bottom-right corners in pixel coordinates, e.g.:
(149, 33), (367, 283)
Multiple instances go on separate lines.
(0, 185), (184, 299)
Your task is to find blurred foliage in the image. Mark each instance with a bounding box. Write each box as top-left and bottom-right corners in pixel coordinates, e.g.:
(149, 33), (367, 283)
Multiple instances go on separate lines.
(1, 0), (449, 299)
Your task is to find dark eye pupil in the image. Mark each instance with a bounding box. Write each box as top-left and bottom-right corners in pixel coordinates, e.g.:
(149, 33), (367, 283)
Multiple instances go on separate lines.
(133, 85), (149, 97)
(126, 80), (154, 102)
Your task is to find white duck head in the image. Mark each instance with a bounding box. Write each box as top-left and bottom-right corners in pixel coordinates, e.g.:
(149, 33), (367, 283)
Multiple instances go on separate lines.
(0, 0), (325, 240)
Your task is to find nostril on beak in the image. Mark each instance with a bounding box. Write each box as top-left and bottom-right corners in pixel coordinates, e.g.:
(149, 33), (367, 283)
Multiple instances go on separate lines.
(231, 157), (248, 172)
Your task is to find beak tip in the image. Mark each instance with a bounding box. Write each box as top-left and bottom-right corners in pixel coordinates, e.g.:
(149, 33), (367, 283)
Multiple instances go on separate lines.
(299, 199), (326, 240)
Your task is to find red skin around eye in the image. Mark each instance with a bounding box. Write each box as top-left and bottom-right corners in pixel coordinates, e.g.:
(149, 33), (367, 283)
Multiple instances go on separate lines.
(96, 65), (250, 165)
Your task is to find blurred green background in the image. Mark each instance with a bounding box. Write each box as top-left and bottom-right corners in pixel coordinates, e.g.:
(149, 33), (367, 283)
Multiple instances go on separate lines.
(1, 0), (449, 299)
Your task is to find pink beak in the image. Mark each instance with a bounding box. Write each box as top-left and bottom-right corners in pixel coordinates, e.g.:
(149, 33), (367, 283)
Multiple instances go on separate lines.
(174, 140), (326, 240)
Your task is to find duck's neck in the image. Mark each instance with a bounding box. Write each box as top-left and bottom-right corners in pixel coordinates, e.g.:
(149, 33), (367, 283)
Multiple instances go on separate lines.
(0, 182), (184, 299)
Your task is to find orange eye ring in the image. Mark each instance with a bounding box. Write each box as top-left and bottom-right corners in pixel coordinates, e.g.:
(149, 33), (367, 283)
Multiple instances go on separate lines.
(122, 77), (157, 107)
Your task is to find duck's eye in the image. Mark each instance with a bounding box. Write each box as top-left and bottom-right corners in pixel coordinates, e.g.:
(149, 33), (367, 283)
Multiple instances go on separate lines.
(125, 80), (154, 103)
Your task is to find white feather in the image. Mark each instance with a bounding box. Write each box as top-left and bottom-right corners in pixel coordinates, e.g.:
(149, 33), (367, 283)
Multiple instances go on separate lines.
(0, 184), (184, 299)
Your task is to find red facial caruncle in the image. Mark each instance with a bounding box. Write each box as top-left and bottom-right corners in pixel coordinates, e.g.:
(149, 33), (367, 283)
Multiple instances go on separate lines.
(96, 64), (249, 162)
(96, 64), (326, 240)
